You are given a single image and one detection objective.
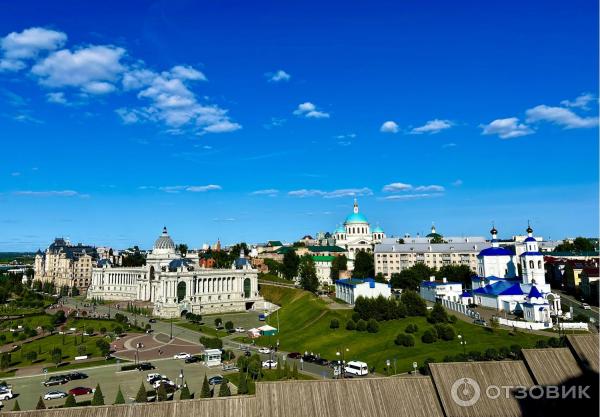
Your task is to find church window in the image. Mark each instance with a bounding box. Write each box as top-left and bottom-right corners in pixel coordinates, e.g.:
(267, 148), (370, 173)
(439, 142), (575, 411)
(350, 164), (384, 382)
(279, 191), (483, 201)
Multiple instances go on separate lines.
(537, 261), (542, 269)
(529, 260), (534, 269)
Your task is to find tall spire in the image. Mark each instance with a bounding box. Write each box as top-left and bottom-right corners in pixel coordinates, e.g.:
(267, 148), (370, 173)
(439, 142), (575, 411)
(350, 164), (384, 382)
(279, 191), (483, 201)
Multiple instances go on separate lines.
(490, 222), (499, 247)
(431, 222), (436, 234)
(353, 198), (359, 214)
(526, 220), (533, 236)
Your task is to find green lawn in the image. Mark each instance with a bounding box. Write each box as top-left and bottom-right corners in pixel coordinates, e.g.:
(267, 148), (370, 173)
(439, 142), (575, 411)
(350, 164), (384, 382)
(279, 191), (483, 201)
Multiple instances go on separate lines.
(226, 369), (315, 395)
(0, 314), (54, 345)
(64, 317), (143, 334)
(258, 274), (295, 285)
(258, 286), (549, 374)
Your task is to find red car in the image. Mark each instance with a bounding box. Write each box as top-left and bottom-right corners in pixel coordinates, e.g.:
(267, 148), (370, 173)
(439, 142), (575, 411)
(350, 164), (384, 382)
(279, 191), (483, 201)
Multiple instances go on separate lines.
(68, 387), (93, 396)
(287, 352), (302, 359)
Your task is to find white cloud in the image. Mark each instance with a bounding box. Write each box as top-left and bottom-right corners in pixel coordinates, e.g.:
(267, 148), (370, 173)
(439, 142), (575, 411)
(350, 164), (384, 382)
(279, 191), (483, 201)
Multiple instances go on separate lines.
(560, 93), (595, 110)
(414, 185), (445, 192)
(452, 179), (463, 187)
(382, 193), (443, 201)
(169, 65), (206, 81)
(159, 184), (222, 193)
(31, 45), (126, 94)
(410, 119), (452, 134)
(251, 189), (279, 197)
(267, 70), (290, 82)
(0, 27), (67, 71)
(46, 92), (67, 104)
(293, 102), (330, 119)
(288, 188), (372, 198)
(525, 105), (598, 129)
(481, 117), (534, 139)
(380, 120), (399, 133)
(202, 120), (242, 133)
(13, 190), (80, 197)
(382, 182), (412, 192)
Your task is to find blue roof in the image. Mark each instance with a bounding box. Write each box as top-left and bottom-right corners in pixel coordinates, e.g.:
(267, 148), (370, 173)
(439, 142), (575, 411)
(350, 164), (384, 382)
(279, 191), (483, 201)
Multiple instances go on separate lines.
(336, 278), (384, 288)
(421, 280), (462, 287)
(524, 237), (537, 243)
(345, 212), (369, 224)
(528, 286), (542, 299)
(519, 251), (543, 257)
(461, 290), (472, 297)
(372, 225), (384, 233)
(478, 247), (513, 257)
(334, 225), (345, 233)
(473, 281), (525, 296)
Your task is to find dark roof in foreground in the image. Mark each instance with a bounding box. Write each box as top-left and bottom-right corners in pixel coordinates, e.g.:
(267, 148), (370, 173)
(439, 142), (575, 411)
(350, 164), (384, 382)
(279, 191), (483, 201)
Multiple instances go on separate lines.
(566, 334), (599, 373)
(522, 348), (583, 386)
(429, 361), (535, 417)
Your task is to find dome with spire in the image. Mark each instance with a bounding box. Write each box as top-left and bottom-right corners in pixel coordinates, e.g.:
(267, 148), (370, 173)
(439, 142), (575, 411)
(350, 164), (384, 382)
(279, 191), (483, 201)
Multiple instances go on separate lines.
(334, 225), (345, 234)
(426, 224), (442, 239)
(372, 225), (384, 233)
(153, 227), (176, 252)
(344, 199), (369, 224)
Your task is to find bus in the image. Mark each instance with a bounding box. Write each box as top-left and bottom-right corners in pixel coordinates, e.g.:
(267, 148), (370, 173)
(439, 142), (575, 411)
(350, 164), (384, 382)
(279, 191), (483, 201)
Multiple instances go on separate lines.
(344, 361), (369, 376)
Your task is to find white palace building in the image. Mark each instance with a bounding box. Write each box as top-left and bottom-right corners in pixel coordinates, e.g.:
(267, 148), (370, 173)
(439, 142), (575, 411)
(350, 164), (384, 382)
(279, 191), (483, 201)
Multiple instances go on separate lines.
(87, 227), (263, 318)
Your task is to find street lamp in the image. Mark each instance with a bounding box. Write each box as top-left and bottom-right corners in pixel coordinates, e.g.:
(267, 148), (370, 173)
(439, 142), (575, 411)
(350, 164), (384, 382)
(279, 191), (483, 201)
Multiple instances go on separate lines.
(178, 369), (184, 388)
(336, 347), (349, 379)
(458, 334), (466, 356)
(386, 359), (391, 376)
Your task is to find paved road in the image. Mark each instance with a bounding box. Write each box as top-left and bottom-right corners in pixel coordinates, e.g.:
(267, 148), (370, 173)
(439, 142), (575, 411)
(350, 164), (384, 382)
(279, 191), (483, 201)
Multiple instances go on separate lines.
(556, 290), (599, 331)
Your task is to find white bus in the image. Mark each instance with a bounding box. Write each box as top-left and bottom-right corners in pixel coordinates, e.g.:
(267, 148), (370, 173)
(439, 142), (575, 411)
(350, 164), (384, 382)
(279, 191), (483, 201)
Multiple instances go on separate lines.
(344, 361), (369, 376)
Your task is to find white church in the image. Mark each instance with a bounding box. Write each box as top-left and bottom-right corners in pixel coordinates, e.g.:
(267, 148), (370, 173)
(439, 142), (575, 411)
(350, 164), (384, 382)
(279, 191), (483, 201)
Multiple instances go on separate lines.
(87, 227), (263, 318)
(468, 225), (561, 323)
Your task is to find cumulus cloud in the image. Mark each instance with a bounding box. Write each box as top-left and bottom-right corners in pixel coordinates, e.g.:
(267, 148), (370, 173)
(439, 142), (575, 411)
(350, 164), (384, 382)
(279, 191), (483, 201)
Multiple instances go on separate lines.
(0, 27), (67, 71)
(293, 102), (330, 119)
(267, 69), (290, 82)
(561, 93), (595, 110)
(480, 117), (534, 139)
(288, 188), (373, 198)
(410, 119), (452, 134)
(525, 105), (598, 129)
(414, 185), (445, 192)
(46, 92), (67, 104)
(158, 184), (222, 193)
(380, 120), (399, 133)
(382, 182), (412, 192)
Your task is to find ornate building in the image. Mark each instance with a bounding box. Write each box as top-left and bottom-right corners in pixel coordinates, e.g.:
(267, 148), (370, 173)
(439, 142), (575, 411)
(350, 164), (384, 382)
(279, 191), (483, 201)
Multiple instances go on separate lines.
(34, 238), (98, 291)
(87, 227), (263, 318)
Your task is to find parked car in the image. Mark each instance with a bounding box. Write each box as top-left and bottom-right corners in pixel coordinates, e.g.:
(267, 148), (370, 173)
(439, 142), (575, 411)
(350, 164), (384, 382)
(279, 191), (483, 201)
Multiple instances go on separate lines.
(67, 372), (88, 380)
(315, 358), (330, 366)
(235, 327), (245, 333)
(149, 319), (157, 323)
(344, 361), (369, 377)
(173, 352), (192, 360)
(582, 303), (591, 310)
(208, 375), (224, 385)
(473, 319), (487, 326)
(258, 347), (271, 354)
(185, 356), (200, 363)
(43, 376), (68, 386)
(68, 387), (93, 396)
(262, 360), (277, 369)
(43, 391), (67, 400)
(287, 352), (301, 359)
(302, 354), (317, 363)
(146, 373), (166, 383)
(136, 362), (155, 371)
(0, 389), (14, 401)
(152, 379), (175, 389)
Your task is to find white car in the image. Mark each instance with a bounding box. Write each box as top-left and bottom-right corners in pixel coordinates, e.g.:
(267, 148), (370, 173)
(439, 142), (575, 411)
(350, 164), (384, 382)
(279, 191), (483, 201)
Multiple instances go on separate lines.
(582, 303), (591, 310)
(0, 389), (13, 400)
(262, 360), (277, 369)
(258, 347), (271, 354)
(44, 391), (67, 400)
(152, 379), (175, 389)
(173, 352), (192, 360)
(235, 327), (245, 333)
(146, 373), (163, 382)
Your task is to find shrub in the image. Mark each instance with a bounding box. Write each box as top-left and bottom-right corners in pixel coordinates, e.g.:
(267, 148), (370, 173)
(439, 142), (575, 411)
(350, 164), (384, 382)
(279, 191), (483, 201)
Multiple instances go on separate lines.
(510, 344), (523, 359)
(237, 372), (249, 394)
(405, 323), (418, 333)
(91, 384), (104, 406)
(36, 396), (46, 410)
(114, 386), (125, 404)
(345, 320), (356, 330)
(499, 346), (511, 359)
(356, 319), (367, 332)
(401, 290), (428, 316)
(421, 329), (438, 344)
(547, 337), (563, 348)
(225, 321), (234, 331)
(395, 333), (415, 347)
(419, 358), (435, 375)
(534, 340), (548, 349)
(135, 382), (147, 403)
(218, 379), (231, 397)
(330, 319), (340, 329)
(428, 303), (449, 324)
(200, 336), (223, 349)
(179, 384), (191, 400)
(64, 394), (77, 407)
(468, 350), (483, 361)
(157, 383), (167, 402)
(434, 324), (455, 341)
(366, 319), (379, 333)
(448, 315), (458, 323)
(200, 375), (212, 398)
(351, 312), (361, 322)
(484, 348), (498, 361)
(12, 400), (20, 411)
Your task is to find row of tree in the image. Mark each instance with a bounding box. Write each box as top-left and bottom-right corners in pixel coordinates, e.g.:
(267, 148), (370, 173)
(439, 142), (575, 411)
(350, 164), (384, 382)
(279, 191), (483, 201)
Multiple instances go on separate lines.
(352, 291), (428, 322)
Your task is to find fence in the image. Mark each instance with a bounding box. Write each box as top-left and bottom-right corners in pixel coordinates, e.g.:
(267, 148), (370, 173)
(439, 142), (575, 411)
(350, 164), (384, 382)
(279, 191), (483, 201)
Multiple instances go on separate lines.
(440, 299), (481, 320)
(496, 317), (589, 331)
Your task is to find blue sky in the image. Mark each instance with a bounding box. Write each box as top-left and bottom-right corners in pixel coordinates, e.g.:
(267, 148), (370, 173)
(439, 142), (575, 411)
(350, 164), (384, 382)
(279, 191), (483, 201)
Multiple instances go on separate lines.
(0, 0), (598, 251)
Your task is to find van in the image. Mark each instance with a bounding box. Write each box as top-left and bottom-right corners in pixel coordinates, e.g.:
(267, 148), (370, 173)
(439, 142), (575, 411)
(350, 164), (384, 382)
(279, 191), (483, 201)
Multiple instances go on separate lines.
(344, 361), (369, 376)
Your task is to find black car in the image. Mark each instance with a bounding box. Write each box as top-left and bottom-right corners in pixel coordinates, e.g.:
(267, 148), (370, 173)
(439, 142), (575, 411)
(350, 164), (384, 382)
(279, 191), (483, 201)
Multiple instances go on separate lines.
(43, 376), (69, 386)
(208, 375), (224, 385)
(149, 319), (157, 323)
(136, 362), (155, 371)
(302, 354), (317, 363)
(287, 352), (302, 359)
(67, 372), (88, 380)
(184, 356), (200, 364)
(315, 358), (329, 366)
(244, 350), (251, 357)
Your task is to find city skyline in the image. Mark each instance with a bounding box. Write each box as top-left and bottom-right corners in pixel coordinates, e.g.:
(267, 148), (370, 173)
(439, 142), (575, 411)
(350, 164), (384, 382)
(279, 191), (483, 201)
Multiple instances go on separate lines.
(1, 0), (598, 251)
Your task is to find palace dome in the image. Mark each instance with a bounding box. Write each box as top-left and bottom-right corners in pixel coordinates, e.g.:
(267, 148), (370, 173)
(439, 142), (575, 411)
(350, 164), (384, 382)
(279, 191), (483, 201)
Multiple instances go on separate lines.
(344, 212), (368, 224)
(154, 227), (176, 251)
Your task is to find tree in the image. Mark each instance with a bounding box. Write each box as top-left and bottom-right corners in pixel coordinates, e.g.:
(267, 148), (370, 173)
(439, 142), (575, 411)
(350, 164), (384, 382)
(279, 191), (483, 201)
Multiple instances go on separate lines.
(352, 251), (374, 278)
(0, 353), (10, 370)
(356, 319), (367, 331)
(330, 319), (340, 329)
(225, 321), (234, 331)
(179, 383), (191, 400)
(51, 347), (62, 366)
(218, 379), (231, 397)
(12, 400), (21, 411)
(298, 254), (319, 293)
(366, 319), (379, 333)
(390, 264), (435, 290)
(428, 303), (449, 324)
(282, 250), (300, 280)
(421, 329), (438, 343)
(36, 396), (46, 410)
(214, 317), (223, 328)
(92, 383), (104, 406)
(64, 394), (77, 407)
(237, 372), (249, 394)
(330, 255), (348, 281)
(401, 290), (428, 316)
(156, 383), (167, 402)
(555, 237), (597, 253)
(96, 339), (111, 356)
(135, 382), (147, 403)
(77, 344), (87, 356)
(200, 375), (212, 398)
(177, 244), (189, 256)
(114, 386), (125, 404)
(395, 333), (415, 347)
(405, 324), (418, 333)
(346, 320), (356, 330)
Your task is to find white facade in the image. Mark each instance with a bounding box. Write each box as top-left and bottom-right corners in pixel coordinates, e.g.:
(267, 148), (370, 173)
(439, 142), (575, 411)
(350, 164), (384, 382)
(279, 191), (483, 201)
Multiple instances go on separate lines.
(419, 277), (463, 303)
(335, 278), (391, 305)
(313, 256), (334, 286)
(87, 227), (263, 318)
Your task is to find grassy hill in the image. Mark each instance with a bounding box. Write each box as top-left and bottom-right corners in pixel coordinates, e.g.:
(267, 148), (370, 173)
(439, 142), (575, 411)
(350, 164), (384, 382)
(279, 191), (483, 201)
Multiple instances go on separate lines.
(259, 285), (549, 374)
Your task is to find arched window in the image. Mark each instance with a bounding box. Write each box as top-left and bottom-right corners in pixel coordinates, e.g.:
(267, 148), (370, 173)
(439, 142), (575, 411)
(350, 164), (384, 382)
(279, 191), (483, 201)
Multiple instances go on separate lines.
(537, 260), (542, 269)
(243, 278), (251, 298)
(529, 260), (534, 269)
